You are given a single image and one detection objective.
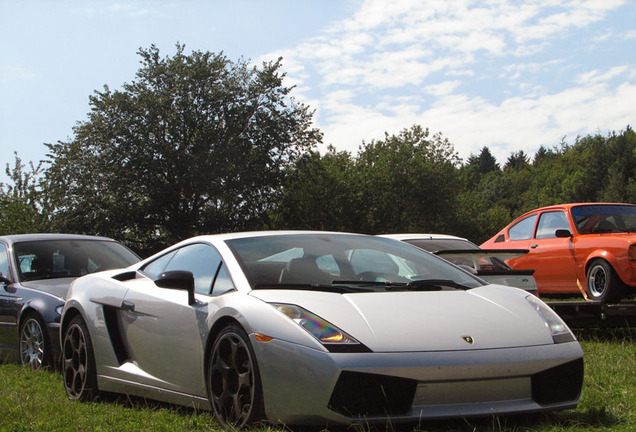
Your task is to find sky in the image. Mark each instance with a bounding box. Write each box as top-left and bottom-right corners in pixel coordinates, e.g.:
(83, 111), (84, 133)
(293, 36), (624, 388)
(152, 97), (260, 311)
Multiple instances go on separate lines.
(1, 0), (635, 183)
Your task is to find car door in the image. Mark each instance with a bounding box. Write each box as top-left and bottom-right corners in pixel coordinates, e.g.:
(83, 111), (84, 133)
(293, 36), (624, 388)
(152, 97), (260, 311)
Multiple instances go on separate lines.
(517, 210), (578, 291)
(119, 243), (223, 397)
(0, 243), (17, 352)
(501, 213), (538, 270)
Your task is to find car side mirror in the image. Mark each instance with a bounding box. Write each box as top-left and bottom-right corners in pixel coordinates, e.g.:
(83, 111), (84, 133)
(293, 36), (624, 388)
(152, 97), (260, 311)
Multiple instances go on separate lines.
(555, 229), (572, 238)
(0, 276), (11, 289)
(154, 270), (195, 305)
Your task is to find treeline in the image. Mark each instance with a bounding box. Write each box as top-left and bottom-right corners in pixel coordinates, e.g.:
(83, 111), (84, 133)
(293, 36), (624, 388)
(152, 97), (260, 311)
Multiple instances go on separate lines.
(274, 125), (636, 245)
(1, 45), (634, 255)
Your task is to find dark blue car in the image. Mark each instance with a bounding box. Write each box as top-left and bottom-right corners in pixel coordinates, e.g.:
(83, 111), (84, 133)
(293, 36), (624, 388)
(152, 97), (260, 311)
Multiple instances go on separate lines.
(0, 234), (140, 369)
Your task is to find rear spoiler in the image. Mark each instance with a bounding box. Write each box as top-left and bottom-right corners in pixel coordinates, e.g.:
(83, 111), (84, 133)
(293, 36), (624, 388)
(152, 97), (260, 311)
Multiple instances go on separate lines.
(435, 249), (530, 261)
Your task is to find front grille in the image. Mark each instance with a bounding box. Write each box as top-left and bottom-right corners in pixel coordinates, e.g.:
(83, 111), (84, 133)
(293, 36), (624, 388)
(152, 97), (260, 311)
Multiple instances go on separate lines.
(328, 371), (417, 417)
(531, 358), (584, 405)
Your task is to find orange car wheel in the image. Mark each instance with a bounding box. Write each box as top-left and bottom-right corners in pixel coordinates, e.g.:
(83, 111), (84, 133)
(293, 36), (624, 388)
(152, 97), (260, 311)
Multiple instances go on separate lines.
(586, 260), (624, 303)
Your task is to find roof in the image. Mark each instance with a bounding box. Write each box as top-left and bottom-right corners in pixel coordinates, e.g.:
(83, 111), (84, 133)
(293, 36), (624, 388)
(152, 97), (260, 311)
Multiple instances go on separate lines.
(0, 233), (116, 246)
(512, 202), (636, 221)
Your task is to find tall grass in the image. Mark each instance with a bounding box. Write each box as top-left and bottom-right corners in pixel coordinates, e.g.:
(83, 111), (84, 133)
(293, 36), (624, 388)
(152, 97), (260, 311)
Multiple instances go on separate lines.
(1, 329), (633, 431)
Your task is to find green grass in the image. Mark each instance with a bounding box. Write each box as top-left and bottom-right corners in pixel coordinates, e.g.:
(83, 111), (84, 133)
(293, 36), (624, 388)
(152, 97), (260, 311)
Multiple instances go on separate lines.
(1, 329), (634, 432)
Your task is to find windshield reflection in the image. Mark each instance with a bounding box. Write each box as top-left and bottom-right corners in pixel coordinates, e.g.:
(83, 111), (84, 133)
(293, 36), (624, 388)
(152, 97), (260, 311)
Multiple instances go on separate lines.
(226, 234), (483, 291)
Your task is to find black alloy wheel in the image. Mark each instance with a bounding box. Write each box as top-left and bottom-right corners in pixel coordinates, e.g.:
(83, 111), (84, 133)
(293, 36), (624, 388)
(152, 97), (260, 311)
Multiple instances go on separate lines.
(62, 316), (98, 401)
(207, 323), (264, 429)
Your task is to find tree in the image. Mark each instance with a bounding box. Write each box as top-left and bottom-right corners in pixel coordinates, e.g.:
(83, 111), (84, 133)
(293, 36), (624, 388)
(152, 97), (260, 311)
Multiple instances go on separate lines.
(355, 125), (461, 233)
(45, 44), (321, 254)
(598, 127), (636, 202)
(466, 147), (500, 174)
(272, 146), (362, 231)
(0, 153), (50, 235)
(504, 150), (530, 171)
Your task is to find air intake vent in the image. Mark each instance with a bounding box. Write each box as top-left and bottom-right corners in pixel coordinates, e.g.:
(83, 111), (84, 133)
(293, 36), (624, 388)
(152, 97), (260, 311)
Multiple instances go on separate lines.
(532, 358), (584, 405)
(112, 271), (137, 281)
(328, 371), (417, 417)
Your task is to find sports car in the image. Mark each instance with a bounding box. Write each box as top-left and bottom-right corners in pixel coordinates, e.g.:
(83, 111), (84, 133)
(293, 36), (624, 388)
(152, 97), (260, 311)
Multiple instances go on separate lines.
(60, 231), (583, 428)
(0, 234), (140, 370)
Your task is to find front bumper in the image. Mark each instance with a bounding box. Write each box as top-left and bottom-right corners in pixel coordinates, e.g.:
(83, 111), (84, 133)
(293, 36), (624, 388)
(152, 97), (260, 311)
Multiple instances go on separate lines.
(252, 336), (583, 426)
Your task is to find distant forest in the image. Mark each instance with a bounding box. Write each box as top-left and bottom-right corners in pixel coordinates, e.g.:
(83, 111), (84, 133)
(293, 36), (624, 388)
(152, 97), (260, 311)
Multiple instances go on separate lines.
(272, 124), (636, 245)
(1, 46), (634, 255)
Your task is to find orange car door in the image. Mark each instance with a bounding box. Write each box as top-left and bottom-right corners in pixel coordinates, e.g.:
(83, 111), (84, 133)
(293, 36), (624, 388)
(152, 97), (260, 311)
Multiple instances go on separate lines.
(521, 211), (578, 292)
(501, 213), (536, 270)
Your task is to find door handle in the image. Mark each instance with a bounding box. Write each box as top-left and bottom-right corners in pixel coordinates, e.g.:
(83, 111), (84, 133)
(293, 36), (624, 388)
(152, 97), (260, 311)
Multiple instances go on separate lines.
(530, 244), (538, 248)
(122, 300), (135, 312)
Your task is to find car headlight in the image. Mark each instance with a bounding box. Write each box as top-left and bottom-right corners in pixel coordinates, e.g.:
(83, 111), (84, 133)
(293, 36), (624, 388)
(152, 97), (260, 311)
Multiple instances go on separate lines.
(56, 305), (64, 316)
(526, 295), (576, 343)
(271, 303), (370, 352)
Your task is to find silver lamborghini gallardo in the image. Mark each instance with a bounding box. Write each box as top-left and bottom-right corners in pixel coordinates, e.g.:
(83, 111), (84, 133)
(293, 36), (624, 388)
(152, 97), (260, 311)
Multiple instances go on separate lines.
(60, 231), (583, 428)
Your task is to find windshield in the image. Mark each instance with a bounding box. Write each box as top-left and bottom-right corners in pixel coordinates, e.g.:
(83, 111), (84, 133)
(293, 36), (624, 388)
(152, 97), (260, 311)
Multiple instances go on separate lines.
(226, 234), (483, 292)
(571, 204), (636, 234)
(15, 239), (140, 282)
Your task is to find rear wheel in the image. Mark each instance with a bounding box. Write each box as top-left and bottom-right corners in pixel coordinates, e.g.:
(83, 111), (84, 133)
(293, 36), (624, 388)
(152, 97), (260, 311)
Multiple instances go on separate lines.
(62, 316), (98, 401)
(586, 260), (624, 303)
(19, 313), (51, 370)
(207, 323), (264, 429)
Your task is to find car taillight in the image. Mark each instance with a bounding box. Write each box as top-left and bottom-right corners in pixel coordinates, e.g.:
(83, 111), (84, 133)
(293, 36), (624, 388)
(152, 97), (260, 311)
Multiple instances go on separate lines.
(629, 244), (636, 261)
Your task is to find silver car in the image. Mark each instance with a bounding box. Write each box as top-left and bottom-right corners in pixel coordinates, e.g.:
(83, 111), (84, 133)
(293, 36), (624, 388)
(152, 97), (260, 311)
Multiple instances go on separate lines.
(60, 231), (583, 428)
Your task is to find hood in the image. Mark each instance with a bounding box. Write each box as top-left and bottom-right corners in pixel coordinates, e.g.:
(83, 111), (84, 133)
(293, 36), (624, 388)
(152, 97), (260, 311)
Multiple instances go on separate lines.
(20, 277), (75, 300)
(250, 285), (555, 352)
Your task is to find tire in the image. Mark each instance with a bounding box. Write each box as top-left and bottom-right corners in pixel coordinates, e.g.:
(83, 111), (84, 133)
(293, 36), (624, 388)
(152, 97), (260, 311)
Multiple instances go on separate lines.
(19, 313), (52, 370)
(586, 260), (624, 303)
(207, 323), (264, 429)
(62, 316), (98, 401)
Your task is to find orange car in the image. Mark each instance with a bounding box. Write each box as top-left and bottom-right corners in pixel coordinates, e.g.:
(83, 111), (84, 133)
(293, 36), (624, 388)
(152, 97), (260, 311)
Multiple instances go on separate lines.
(481, 203), (636, 302)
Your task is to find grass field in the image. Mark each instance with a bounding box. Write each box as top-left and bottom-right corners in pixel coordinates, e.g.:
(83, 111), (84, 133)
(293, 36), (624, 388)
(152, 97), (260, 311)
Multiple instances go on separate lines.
(1, 328), (634, 432)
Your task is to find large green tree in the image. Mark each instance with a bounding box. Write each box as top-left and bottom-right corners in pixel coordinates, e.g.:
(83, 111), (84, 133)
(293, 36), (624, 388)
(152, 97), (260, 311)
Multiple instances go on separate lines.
(355, 125), (461, 234)
(272, 146), (362, 231)
(45, 44), (321, 253)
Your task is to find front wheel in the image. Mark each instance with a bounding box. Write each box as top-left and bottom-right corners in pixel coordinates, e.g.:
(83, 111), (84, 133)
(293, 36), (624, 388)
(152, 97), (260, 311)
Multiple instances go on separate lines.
(207, 323), (264, 429)
(586, 260), (624, 303)
(19, 313), (52, 370)
(62, 316), (98, 401)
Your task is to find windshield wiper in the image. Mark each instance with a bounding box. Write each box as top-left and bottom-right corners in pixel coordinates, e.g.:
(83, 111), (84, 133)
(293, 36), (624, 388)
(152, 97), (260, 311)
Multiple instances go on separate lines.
(405, 279), (471, 291)
(252, 283), (367, 293)
(253, 279), (471, 293)
(332, 279), (470, 291)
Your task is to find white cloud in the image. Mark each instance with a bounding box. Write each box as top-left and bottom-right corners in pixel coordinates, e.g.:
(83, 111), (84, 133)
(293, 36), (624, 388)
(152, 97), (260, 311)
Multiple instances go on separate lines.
(262, 0), (632, 163)
(424, 80), (462, 96)
(575, 66), (629, 85)
(315, 71), (635, 163)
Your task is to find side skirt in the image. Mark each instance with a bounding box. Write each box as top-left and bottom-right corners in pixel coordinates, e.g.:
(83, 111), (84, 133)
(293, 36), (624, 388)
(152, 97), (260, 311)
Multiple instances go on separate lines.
(97, 374), (211, 411)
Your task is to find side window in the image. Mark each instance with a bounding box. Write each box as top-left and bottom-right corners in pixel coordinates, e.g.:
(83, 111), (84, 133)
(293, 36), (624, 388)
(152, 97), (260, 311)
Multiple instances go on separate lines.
(0, 244), (10, 280)
(142, 250), (177, 280)
(164, 243), (222, 295)
(535, 211), (570, 239)
(508, 214), (538, 241)
(212, 263), (236, 296)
